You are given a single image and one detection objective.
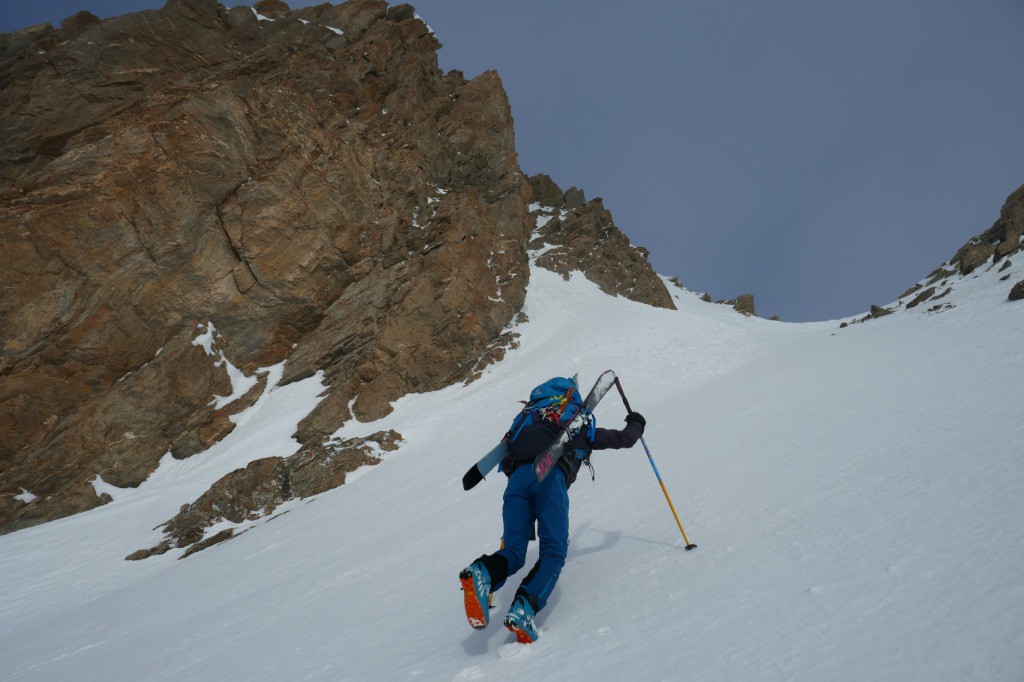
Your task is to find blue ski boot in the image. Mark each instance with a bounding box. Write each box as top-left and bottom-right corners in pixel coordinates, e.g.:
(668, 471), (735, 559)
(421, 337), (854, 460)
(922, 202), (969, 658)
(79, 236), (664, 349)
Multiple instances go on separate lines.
(459, 562), (491, 629)
(503, 591), (539, 643)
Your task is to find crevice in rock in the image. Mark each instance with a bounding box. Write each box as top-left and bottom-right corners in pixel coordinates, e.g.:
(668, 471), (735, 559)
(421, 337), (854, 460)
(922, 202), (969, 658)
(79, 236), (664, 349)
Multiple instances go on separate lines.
(213, 188), (265, 291)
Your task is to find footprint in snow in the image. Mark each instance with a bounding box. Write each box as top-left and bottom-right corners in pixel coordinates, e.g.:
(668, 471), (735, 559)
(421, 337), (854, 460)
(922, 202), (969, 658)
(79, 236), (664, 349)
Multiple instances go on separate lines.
(498, 642), (533, 659)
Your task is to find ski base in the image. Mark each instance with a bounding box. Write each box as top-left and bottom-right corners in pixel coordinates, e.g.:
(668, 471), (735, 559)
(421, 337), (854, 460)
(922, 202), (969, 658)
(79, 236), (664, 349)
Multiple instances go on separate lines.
(531, 370), (617, 483)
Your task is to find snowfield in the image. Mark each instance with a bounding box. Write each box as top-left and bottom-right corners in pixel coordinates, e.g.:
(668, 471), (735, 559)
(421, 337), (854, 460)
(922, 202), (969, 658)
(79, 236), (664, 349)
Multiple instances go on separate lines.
(2, 255), (1022, 681)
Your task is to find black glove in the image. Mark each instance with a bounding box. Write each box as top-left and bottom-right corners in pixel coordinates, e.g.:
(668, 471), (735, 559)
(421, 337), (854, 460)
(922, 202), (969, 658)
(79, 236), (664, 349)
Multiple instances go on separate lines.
(625, 411), (646, 428)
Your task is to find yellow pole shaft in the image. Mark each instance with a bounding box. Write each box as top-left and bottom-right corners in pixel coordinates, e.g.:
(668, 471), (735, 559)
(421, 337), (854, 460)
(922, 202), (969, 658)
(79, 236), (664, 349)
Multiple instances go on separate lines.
(658, 479), (693, 547)
(615, 376), (696, 550)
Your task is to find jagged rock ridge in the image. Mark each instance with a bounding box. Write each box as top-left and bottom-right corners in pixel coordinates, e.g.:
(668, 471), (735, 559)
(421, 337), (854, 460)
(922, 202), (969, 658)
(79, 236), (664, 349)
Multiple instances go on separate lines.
(527, 174), (676, 310)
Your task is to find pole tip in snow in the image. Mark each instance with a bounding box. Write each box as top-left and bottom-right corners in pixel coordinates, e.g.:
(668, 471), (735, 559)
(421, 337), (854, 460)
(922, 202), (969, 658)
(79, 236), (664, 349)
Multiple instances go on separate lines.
(685, 544), (697, 551)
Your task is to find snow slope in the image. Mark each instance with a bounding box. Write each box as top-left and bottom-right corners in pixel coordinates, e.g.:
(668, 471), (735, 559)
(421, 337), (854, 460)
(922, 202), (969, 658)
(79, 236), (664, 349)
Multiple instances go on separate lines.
(2, 255), (1023, 681)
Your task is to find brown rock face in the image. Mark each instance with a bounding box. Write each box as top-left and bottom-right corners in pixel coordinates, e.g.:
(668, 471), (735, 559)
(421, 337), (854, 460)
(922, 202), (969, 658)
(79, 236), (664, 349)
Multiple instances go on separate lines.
(951, 183), (1024, 275)
(526, 175), (676, 309)
(0, 0), (531, 533)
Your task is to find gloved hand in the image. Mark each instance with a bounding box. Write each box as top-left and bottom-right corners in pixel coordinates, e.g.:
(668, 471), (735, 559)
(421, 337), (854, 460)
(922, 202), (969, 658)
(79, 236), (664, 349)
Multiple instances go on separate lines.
(625, 411), (646, 427)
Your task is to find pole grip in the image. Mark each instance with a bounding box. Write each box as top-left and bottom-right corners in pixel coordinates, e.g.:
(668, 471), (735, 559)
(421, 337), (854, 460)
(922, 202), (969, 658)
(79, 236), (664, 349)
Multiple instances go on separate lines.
(614, 377), (633, 413)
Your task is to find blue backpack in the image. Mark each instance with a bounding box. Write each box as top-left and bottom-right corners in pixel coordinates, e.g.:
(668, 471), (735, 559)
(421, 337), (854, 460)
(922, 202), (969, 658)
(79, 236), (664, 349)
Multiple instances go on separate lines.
(504, 376), (597, 463)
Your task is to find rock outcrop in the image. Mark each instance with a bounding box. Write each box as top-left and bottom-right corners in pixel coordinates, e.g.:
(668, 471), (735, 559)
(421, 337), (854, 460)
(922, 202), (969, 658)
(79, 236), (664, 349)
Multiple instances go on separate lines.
(128, 430), (402, 559)
(732, 294), (756, 316)
(908, 182), (1023, 304)
(951, 184), (1024, 276)
(845, 182), (1024, 327)
(526, 174), (675, 309)
(0, 0), (531, 533)
(1009, 279), (1024, 302)
(714, 294), (757, 316)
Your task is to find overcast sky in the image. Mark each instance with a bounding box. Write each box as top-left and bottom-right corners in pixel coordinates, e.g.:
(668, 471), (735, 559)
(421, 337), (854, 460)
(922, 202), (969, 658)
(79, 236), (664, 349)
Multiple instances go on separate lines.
(4, 1), (1023, 321)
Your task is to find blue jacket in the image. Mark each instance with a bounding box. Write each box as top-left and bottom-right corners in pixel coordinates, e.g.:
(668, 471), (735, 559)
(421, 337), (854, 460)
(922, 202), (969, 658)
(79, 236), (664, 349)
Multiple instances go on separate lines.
(502, 420), (644, 487)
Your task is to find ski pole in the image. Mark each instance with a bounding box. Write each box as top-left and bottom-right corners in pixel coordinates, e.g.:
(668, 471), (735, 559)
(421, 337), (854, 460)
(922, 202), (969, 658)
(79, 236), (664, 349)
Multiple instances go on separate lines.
(614, 378), (697, 550)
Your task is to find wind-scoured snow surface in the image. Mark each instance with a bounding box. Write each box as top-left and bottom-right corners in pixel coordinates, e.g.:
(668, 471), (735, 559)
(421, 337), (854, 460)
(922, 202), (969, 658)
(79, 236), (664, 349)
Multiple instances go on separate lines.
(2, 256), (1023, 681)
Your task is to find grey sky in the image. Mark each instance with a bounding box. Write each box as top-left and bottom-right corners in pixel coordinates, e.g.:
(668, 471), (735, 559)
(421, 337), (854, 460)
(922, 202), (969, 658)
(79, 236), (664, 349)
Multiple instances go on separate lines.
(4, 1), (1023, 321)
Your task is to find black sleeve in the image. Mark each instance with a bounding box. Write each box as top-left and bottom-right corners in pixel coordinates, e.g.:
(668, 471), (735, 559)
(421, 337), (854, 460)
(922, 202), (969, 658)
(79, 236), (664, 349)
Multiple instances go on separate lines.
(589, 421), (644, 451)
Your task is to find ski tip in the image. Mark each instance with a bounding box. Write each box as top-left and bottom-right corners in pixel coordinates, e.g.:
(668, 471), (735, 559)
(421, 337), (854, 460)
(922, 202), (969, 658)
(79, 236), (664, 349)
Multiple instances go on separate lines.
(685, 544), (697, 551)
(462, 466), (485, 491)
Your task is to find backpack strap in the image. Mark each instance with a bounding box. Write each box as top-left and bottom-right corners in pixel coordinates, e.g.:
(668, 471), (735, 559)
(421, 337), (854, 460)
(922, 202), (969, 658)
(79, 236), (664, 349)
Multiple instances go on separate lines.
(571, 412), (598, 481)
(506, 408), (533, 442)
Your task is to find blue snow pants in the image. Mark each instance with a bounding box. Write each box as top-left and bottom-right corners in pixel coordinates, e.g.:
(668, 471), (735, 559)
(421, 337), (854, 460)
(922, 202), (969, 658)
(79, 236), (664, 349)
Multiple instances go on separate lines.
(494, 464), (570, 612)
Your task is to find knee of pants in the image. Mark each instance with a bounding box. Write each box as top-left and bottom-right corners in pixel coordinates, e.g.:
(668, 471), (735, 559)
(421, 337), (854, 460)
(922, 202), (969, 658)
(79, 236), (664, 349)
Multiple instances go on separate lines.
(536, 542), (567, 570)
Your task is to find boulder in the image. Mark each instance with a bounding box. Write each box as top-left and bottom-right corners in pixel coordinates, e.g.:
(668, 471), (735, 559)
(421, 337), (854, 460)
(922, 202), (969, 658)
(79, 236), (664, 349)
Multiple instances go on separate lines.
(1010, 280), (1024, 302)
(869, 305), (893, 318)
(733, 294), (756, 316)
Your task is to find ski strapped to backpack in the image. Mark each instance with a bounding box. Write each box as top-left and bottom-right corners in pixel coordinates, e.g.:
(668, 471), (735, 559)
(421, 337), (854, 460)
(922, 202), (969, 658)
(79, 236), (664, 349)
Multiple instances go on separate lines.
(532, 370), (616, 483)
(462, 376), (582, 491)
(461, 371), (615, 490)
(462, 440), (508, 490)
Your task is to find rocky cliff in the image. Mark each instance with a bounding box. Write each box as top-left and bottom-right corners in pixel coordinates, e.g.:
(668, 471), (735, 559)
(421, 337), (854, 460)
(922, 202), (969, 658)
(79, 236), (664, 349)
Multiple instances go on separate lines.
(847, 183), (1024, 325)
(0, 0), (675, 536)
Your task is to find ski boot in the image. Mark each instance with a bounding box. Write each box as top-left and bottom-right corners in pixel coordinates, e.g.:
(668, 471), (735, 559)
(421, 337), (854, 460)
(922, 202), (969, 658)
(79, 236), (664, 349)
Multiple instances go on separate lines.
(503, 590), (539, 643)
(459, 562), (491, 629)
